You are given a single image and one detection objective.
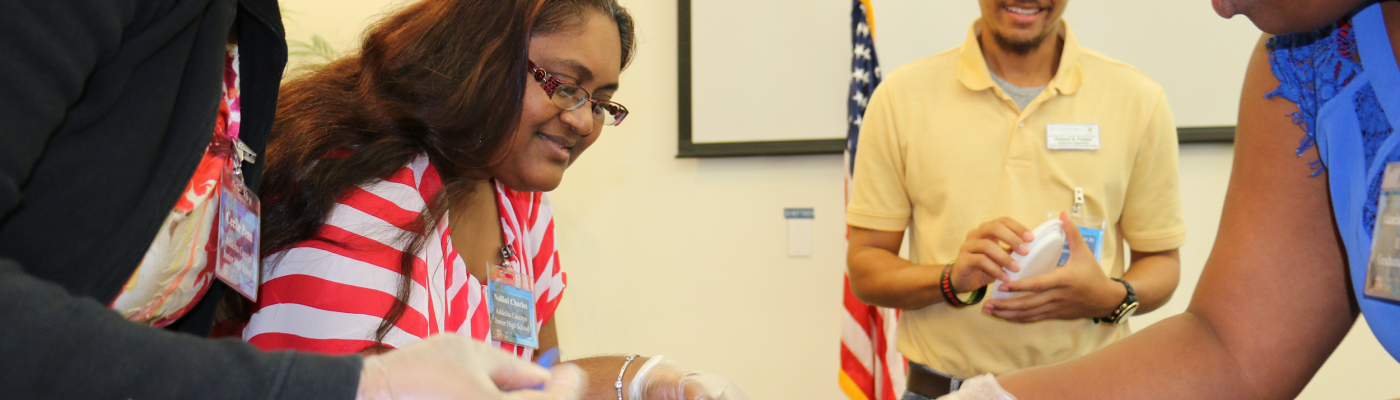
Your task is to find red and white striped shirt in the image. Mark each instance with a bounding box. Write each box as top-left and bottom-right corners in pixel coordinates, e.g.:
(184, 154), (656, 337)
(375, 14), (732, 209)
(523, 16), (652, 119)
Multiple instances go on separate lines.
(243, 155), (565, 359)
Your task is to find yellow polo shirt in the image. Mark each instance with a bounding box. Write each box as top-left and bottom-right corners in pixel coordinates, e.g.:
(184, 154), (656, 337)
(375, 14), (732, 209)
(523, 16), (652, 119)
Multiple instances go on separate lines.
(846, 20), (1186, 378)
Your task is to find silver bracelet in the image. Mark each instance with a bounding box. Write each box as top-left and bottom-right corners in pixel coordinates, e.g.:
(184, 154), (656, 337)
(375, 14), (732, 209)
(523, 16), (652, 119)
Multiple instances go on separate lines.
(615, 354), (639, 400)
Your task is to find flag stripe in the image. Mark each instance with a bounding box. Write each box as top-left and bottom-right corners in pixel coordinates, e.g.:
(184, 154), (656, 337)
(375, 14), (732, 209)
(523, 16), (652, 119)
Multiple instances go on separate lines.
(841, 343), (878, 396)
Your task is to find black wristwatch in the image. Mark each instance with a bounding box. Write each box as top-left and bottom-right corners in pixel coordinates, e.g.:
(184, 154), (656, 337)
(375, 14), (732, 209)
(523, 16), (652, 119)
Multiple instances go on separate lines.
(1094, 278), (1138, 324)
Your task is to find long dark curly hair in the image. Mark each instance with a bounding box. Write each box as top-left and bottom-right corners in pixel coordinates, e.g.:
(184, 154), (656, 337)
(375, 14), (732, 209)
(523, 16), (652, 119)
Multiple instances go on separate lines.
(244, 0), (635, 352)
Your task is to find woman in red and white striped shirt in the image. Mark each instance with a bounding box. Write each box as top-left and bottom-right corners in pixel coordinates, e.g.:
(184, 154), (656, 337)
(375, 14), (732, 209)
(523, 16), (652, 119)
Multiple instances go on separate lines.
(246, 155), (566, 359)
(231, 0), (746, 399)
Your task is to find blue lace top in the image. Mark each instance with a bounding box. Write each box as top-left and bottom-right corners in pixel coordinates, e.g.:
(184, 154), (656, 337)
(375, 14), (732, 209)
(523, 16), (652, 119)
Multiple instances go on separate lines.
(1268, 3), (1400, 362)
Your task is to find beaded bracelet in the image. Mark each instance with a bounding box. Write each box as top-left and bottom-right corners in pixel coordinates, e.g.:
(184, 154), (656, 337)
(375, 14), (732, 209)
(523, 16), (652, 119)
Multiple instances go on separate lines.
(940, 261), (986, 307)
(616, 354), (639, 400)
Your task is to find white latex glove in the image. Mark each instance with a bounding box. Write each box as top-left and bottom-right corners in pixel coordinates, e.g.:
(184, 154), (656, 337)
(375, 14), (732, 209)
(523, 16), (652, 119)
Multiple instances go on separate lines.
(936, 374), (1017, 400)
(355, 335), (585, 400)
(626, 355), (749, 400)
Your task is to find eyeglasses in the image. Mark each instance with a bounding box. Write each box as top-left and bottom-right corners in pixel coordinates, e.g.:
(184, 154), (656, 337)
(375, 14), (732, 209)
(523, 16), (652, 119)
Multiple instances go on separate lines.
(528, 60), (629, 126)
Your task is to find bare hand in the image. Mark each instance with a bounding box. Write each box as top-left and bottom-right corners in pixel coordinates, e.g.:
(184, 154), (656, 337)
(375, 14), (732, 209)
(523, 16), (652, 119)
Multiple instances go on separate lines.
(356, 335), (586, 400)
(629, 356), (749, 400)
(981, 211), (1123, 323)
(951, 217), (1033, 295)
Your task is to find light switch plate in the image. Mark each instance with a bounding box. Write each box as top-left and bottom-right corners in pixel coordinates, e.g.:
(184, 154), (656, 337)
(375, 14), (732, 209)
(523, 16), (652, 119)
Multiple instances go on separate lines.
(785, 208), (814, 257)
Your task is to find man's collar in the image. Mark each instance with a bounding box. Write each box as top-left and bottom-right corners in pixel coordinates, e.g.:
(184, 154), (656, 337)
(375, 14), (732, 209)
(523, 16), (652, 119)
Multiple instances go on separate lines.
(957, 19), (1083, 96)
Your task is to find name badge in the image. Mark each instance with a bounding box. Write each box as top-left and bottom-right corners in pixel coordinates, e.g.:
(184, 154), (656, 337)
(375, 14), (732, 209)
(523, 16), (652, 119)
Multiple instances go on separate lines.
(1058, 226), (1104, 265)
(1057, 215), (1105, 265)
(215, 141), (260, 302)
(488, 279), (539, 348)
(487, 246), (539, 348)
(1366, 162), (1400, 301)
(1046, 124), (1101, 150)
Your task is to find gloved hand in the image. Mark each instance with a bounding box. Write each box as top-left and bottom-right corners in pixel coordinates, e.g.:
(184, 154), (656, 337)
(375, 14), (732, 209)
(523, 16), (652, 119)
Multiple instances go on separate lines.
(936, 374), (1017, 400)
(626, 355), (749, 400)
(356, 334), (585, 400)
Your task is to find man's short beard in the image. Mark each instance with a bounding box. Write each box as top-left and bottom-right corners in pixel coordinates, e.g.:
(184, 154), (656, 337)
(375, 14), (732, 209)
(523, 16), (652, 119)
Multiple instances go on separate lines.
(992, 29), (1052, 55)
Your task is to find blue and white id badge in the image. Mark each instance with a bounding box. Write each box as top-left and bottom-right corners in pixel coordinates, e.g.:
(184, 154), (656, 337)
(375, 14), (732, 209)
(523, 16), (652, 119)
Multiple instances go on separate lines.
(487, 246), (539, 348)
(1059, 216), (1105, 265)
(1055, 187), (1104, 265)
(215, 139), (261, 301)
(1365, 162), (1400, 301)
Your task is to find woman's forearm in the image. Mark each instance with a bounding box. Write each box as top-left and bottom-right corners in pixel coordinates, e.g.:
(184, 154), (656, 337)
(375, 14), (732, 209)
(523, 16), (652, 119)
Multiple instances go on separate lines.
(999, 312), (1258, 399)
(571, 355), (647, 400)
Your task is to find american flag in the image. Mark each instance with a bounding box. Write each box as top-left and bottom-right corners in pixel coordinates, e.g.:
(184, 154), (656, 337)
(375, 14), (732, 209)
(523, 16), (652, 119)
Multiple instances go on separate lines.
(840, 1), (904, 400)
(845, 0), (880, 175)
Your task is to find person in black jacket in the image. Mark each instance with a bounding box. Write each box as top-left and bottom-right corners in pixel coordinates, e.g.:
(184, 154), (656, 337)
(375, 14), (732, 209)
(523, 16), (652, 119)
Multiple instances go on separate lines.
(0, 0), (583, 398)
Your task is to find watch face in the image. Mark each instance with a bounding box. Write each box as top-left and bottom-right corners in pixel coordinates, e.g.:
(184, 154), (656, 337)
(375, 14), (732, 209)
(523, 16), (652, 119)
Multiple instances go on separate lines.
(1116, 303), (1140, 324)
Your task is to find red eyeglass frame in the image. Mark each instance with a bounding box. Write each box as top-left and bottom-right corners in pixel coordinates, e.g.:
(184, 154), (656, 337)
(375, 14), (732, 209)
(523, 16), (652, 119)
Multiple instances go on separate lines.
(527, 60), (628, 126)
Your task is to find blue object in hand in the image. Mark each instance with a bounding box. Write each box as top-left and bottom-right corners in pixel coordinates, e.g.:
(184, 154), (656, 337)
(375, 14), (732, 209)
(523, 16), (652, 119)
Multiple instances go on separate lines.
(533, 348), (560, 390)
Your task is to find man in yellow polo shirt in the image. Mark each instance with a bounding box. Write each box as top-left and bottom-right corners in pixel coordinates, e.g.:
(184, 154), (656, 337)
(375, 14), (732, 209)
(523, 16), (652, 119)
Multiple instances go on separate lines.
(845, 1), (1185, 399)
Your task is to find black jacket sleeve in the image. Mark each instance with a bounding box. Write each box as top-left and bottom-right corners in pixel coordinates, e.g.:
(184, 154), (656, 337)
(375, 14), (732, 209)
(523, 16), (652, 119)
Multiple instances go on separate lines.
(0, 261), (362, 399)
(0, 1), (361, 399)
(0, 1), (125, 197)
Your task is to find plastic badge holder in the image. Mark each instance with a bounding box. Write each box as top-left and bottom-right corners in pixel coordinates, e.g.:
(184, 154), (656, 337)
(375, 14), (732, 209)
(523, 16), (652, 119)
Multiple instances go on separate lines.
(991, 219), (1066, 300)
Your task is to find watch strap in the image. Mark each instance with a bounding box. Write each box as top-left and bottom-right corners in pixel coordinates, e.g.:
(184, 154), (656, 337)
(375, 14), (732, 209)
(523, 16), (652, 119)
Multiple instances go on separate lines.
(1094, 278), (1137, 324)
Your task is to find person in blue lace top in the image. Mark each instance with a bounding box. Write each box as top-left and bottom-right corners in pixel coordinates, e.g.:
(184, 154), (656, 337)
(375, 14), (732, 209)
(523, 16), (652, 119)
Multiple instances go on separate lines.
(929, 1), (1400, 399)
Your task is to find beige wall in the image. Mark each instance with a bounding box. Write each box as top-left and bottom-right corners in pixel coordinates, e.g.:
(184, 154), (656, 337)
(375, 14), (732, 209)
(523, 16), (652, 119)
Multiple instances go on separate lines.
(278, 0), (1399, 398)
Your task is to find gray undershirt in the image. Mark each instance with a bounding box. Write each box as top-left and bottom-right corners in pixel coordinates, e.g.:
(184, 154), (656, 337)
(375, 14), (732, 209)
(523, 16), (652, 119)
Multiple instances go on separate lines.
(989, 71), (1045, 111)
